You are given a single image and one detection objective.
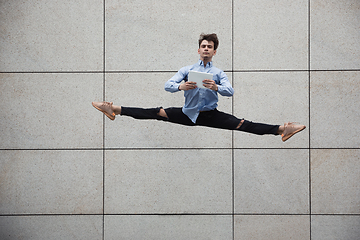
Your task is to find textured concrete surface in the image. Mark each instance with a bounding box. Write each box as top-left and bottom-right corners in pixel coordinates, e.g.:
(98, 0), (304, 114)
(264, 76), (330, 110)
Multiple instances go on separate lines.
(1, 0), (359, 239)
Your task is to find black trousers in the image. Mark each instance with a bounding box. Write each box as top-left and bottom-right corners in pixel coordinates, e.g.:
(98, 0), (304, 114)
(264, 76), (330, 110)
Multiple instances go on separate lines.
(120, 106), (279, 135)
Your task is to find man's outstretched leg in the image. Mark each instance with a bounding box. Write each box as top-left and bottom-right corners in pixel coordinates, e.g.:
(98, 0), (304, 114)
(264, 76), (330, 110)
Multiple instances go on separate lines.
(197, 110), (305, 142)
(92, 102), (168, 121)
(236, 120), (306, 142)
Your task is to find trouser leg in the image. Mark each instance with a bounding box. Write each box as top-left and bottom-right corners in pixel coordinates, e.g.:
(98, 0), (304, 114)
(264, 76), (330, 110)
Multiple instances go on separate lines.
(120, 106), (168, 121)
(238, 120), (279, 135)
(163, 107), (196, 126)
(196, 109), (279, 135)
(195, 109), (240, 130)
(120, 106), (194, 126)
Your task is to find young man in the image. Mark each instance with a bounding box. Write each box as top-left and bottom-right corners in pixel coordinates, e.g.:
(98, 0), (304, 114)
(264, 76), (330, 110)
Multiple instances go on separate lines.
(92, 33), (305, 142)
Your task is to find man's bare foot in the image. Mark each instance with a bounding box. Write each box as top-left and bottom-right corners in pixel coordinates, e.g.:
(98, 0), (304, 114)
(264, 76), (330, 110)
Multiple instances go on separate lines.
(92, 102), (116, 120)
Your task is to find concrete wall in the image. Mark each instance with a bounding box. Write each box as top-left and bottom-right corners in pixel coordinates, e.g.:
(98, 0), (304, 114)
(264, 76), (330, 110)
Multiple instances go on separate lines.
(1, 0), (359, 239)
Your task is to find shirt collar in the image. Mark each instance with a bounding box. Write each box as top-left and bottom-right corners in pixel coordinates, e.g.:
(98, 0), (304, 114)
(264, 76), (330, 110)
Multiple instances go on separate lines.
(198, 60), (213, 68)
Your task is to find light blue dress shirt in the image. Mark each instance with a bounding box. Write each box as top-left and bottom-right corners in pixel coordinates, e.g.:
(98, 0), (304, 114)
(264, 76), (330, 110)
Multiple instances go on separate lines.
(164, 60), (234, 123)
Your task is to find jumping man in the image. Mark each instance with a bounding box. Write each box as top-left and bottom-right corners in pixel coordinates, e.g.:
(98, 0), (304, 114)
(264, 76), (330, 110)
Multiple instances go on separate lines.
(92, 33), (305, 142)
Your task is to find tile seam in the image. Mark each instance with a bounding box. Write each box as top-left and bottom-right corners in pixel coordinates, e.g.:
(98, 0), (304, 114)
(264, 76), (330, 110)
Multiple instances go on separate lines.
(2, 69), (360, 74)
(102, 0), (106, 239)
(3, 213), (359, 217)
(231, 1), (235, 239)
(308, 0), (312, 239)
(2, 147), (359, 151)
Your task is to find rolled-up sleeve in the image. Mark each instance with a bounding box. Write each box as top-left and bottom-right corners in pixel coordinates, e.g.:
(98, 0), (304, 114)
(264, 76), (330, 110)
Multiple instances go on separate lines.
(164, 67), (188, 93)
(216, 71), (234, 97)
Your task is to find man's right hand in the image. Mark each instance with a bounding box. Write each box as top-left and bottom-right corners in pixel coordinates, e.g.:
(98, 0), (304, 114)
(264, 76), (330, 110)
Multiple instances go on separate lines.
(179, 81), (198, 91)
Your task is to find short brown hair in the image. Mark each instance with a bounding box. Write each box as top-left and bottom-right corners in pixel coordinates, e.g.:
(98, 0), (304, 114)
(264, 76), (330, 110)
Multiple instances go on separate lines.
(198, 33), (219, 50)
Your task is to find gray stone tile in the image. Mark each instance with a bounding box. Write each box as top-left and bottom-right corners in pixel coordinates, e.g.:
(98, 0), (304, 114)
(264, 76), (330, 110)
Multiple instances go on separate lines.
(310, 0), (360, 70)
(0, 150), (103, 214)
(104, 73), (232, 148)
(0, 73), (103, 149)
(234, 149), (309, 214)
(311, 215), (360, 240)
(105, 0), (232, 71)
(233, 0), (308, 70)
(105, 149), (232, 214)
(233, 72), (309, 148)
(0, 215), (102, 240)
(311, 149), (360, 214)
(234, 215), (310, 240)
(0, 0), (103, 72)
(310, 71), (360, 148)
(105, 215), (232, 240)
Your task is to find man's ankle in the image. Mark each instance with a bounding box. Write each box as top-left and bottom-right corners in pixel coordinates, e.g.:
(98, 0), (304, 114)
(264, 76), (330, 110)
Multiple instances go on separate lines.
(112, 105), (121, 115)
(277, 125), (284, 135)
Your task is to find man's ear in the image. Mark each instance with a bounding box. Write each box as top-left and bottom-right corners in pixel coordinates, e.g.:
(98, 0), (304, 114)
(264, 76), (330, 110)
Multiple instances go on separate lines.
(198, 49), (200, 54)
(213, 50), (217, 56)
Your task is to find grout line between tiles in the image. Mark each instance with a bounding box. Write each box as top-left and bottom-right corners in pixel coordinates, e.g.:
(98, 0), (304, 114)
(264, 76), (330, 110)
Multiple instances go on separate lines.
(2, 213), (359, 217)
(231, 1), (235, 239)
(308, 0), (312, 239)
(1, 147), (359, 151)
(1, 69), (360, 74)
(102, 0), (106, 239)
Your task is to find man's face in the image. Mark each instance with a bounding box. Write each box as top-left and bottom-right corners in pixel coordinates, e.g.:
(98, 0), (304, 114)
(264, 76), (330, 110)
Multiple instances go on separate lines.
(198, 40), (216, 61)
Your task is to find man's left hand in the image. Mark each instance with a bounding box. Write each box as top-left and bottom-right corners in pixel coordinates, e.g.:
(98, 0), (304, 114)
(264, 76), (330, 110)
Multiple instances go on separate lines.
(203, 79), (218, 91)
